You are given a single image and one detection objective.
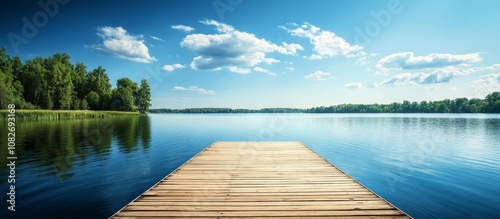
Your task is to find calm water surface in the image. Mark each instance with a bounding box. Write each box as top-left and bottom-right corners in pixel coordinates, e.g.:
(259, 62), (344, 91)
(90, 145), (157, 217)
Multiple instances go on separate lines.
(1, 114), (499, 218)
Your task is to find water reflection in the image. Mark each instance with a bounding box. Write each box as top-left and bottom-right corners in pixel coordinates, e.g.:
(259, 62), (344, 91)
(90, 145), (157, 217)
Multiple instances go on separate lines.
(0, 114), (499, 218)
(0, 116), (151, 181)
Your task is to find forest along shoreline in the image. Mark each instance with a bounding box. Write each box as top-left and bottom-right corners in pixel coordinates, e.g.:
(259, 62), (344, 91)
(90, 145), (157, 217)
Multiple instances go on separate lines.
(150, 92), (500, 114)
(0, 48), (151, 115)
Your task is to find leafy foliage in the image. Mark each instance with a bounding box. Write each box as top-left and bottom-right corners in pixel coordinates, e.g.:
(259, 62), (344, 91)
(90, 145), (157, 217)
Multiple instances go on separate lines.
(136, 79), (151, 114)
(111, 78), (138, 112)
(0, 48), (151, 113)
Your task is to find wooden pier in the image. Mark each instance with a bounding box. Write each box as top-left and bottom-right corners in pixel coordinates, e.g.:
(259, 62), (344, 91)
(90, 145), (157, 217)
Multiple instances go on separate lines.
(111, 142), (410, 218)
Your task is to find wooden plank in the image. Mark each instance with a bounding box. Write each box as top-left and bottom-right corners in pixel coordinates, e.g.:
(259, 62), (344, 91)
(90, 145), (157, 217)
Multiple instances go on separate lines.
(110, 142), (410, 218)
(127, 200), (389, 206)
(152, 185), (365, 189)
(123, 204), (396, 211)
(115, 210), (407, 217)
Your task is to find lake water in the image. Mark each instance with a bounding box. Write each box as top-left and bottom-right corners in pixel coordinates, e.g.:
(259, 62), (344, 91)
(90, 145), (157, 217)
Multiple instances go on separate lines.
(1, 114), (499, 218)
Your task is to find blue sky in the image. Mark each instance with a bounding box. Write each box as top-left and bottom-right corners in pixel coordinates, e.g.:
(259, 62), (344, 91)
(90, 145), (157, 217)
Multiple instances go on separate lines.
(1, 0), (500, 109)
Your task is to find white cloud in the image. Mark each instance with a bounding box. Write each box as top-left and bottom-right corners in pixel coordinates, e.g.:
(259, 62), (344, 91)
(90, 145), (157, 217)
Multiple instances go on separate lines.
(150, 35), (164, 41)
(283, 22), (363, 60)
(472, 73), (500, 96)
(305, 71), (334, 81)
(308, 54), (324, 60)
(345, 82), (365, 89)
(91, 26), (156, 63)
(173, 86), (215, 94)
(199, 19), (234, 33)
(377, 52), (481, 70)
(286, 67), (295, 71)
(277, 42), (304, 55)
(180, 19), (302, 73)
(374, 63), (500, 88)
(485, 64), (500, 71)
(162, 63), (185, 72)
(171, 25), (195, 32)
(477, 72), (500, 84)
(355, 52), (378, 65)
(228, 66), (251, 74)
(253, 67), (276, 76)
(373, 67), (465, 87)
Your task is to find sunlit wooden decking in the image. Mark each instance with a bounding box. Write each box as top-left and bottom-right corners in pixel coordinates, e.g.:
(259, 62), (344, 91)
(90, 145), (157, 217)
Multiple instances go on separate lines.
(111, 141), (410, 218)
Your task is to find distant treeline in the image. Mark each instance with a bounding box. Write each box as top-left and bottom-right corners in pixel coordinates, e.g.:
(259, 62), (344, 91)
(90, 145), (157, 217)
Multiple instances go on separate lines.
(151, 92), (500, 113)
(150, 108), (306, 114)
(0, 48), (151, 113)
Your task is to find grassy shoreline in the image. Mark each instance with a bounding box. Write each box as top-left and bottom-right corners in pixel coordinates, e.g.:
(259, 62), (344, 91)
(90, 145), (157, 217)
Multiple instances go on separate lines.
(0, 110), (141, 121)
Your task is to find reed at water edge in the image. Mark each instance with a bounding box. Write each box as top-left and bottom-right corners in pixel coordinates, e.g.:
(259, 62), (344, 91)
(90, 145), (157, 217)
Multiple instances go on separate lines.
(0, 110), (141, 121)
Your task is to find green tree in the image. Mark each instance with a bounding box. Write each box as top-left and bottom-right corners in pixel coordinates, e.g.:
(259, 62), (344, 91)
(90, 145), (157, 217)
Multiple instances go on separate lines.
(86, 66), (112, 110)
(71, 98), (81, 110)
(48, 54), (74, 109)
(85, 91), (100, 110)
(1, 48), (152, 111)
(20, 57), (46, 107)
(0, 48), (25, 108)
(135, 79), (151, 113)
(0, 69), (15, 108)
(401, 100), (411, 113)
(452, 98), (469, 113)
(71, 62), (88, 109)
(468, 98), (483, 113)
(419, 101), (429, 113)
(80, 99), (89, 110)
(485, 92), (500, 113)
(110, 78), (138, 111)
(435, 102), (450, 113)
(492, 100), (500, 113)
(73, 62), (87, 99)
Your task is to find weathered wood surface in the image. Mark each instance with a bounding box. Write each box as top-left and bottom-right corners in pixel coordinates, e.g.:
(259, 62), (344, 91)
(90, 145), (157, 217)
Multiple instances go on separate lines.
(111, 142), (410, 218)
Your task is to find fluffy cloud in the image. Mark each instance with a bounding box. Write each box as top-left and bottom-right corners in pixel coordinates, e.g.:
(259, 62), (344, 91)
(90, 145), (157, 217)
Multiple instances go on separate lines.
(278, 42), (304, 55)
(91, 26), (156, 63)
(180, 19), (302, 73)
(345, 82), (365, 89)
(282, 22), (363, 60)
(162, 64), (185, 72)
(305, 71), (334, 81)
(253, 67), (276, 76)
(171, 25), (195, 32)
(377, 52), (481, 70)
(373, 67), (464, 87)
(286, 67), (295, 71)
(173, 86), (215, 94)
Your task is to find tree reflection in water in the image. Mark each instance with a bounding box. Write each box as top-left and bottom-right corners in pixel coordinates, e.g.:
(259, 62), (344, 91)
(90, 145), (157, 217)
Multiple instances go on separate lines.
(0, 116), (151, 181)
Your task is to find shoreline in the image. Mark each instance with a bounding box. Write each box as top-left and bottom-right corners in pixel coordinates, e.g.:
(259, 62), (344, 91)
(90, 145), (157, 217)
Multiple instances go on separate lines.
(0, 110), (141, 121)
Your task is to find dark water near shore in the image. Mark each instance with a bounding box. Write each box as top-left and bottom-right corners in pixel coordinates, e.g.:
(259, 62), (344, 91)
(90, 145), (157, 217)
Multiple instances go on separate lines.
(1, 114), (499, 218)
